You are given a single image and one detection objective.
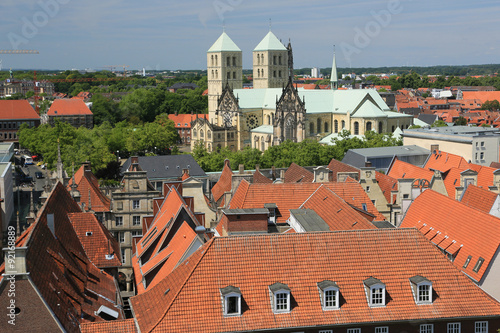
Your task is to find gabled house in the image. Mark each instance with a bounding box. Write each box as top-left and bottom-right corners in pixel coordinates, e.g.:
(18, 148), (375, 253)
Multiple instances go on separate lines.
(401, 189), (500, 301)
(459, 184), (500, 217)
(0, 182), (124, 332)
(0, 100), (40, 142)
(129, 228), (500, 332)
(45, 99), (94, 129)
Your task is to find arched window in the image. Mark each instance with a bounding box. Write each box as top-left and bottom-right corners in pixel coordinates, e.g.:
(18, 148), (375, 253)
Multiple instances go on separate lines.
(334, 120), (338, 133)
(211, 70), (214, 78)
(354, 122), (359, 135)
(279, 55), (282, 65)
(261, 138), (265, 151)
(317, 118), (321, 133)
(233, 72), (236, 79)
(267, 115), (271, 125)
(341, 120), (345, 129)
(392, 125), (395, 132)
(193, 129), (197, 137)
(227, 72), (230, 80)
(211, 55), (214, 66)
(207, 130), (211, 139)
(257, 54), (260, 65)
(378, 121), (383, 134)
(366, 122), (372, 132)
(200, 129), (204, 139)
(261, 53), (264, 64)
(215, 55), (218, 66)
(215, 70), (218, 79)
(310, 122), (314, 134)
(324, 122), (329, 133)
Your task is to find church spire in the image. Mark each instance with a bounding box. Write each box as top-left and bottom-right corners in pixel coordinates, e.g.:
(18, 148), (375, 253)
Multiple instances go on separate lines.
(330, 45), (338, 90)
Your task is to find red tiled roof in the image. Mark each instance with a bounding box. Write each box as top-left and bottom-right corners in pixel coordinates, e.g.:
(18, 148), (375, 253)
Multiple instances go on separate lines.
(5, 182), (123, 331)
(300, 186), (376, 230)
(442, 167), (463, 198)
(462, 91), (500, 105)
(284, 162), (314, 183)
(130, 229), (500, 333)
(327, 158), (359, 182)
(80, 319), (137, 333)
(168, 113), (208, 129)
(401, 189), (500, 282)
(67, 212), (122, 268)
(252, 168), (273, 183)
(460, 184), (498, 213)
(211, 160), (233, 204)
(375, 171), (398, 203)
(425, 150), (469, 173)
(47, 99), (92, 116)
(0, 100), (40, 120)
(388, 159), (434, 182)
(67, 165), (111, 212)
(230, 182), (385, 222)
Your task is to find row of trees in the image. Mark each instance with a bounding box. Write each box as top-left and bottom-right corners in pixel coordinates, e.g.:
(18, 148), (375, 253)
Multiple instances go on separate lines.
(192, 131), (402, 172)
(18, 116), (179, 178)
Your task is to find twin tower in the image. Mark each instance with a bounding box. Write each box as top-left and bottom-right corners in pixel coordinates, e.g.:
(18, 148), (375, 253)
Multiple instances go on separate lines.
(207, 31), (293, 116)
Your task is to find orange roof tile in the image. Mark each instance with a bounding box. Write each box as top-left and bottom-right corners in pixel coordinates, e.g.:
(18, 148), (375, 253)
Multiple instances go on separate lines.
(327, 158), (359, 182)
(284, 162), (314, 183)
(168, 113), (208, 129)
(462, 91), (500, 105)
(47, 98), (93, 115)
(130, 229), (500, 333)
(388, 159), (434, 182)
(80, 319), (137, 333)
(401, 189), (500, 282)
(460, 184), (499, 213)
(211, 160), (233, 204)
(0, 100), (40, 120)
(67, 212), (122, 268)
(442, 167), (463, 198)
(252, 168), (273, 183)
(425, 150), (469, 173)
(67, 164), (111, 212)
(375, 171), (398, 203)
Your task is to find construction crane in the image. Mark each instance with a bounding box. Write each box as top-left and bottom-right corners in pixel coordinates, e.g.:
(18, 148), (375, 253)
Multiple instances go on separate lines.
(0, 50), (39, 71)
(103, 65), (130, 76)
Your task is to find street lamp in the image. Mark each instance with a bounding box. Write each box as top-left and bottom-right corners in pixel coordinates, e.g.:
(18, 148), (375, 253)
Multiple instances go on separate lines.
(116, 150), (119, 162)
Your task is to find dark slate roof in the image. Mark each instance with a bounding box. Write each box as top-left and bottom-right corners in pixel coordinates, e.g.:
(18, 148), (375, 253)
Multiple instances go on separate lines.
(372, 221), (396, 229)
(418, 113), (438, 126)
(289, 209), (330, 232)
(121, 155), (206, 179)
(169, 82), (198, 90)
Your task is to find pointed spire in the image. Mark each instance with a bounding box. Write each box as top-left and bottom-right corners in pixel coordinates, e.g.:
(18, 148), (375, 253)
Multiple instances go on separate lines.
(56, 138), (64, 183)
(330, 45), (338, 90)
(269, 18), (272, 31)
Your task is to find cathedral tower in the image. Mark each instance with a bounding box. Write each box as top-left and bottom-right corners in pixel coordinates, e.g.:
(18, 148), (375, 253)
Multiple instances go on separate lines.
(207, 32), (242, 121)
(252, 31), (289, 89)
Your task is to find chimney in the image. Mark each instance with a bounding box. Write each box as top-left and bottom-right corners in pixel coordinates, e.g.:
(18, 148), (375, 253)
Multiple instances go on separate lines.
(280, 169), (286, 180)
(131, 156), (139, 165)
(224, 159), (231, 168)
(175, 110), (178, 116)
(82, 161), (92, 172)
(255, 164), (260, 172)
(365, 161), (372, 167)
(271, 166), (276, 180)
(239, 164), (244, 174)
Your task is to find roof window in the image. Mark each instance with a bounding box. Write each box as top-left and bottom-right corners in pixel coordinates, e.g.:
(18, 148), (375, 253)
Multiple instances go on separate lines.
(317, 280), (339, 310)
(409, 275), (433, 305)
(269, 282), (291, 313)
(220, 286), (242, 316)
(364, 277), (386, 307)
(473, 257), (485, 273)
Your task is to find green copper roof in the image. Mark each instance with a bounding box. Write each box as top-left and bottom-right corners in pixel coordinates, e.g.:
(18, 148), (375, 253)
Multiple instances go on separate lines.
(254, 31), (287, 51)
(351, 99), (387, 118)
(330, 51), (338, 84)
(208, 32), (241, 52)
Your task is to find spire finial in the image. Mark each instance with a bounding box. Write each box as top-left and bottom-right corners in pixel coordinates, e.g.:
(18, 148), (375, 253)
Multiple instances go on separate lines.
(223, 20), (226, 33)
(269, 18), (272, 31)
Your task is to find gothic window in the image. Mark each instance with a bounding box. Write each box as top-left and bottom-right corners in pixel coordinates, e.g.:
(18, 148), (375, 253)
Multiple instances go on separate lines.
(285, 115), (295, 142)
(200, 130), (204, 139)
(354, 122), (359, 135)
(341, 120), (345, 129)
(257, 54), (260, 65)
(227, 56), (230, 66)
(211, 70), (214, 78)
(279, 71), (282, 78)
(227, 72), (230, 80)
(273, 55), (277, 65)
(215, 55), (218, 66)
(317, 118), (321, 133)
(211, 55), (214, 66)
(261, 138), (265, 151)
(379, 121), (383, 133)
(261, 53), (264, 64)
(334, 120), (338, 133)
(267, 115), (271, 125)
(207, 130), (211, 139)
(215, 70), (218, 79)
(310, 122), (314, 134)
(193, 129), (197, 137)
(324, 122), (329, 133)
(366, 122), (372, 132)
(232, 56), (236, 66)
(279, 55), (282, 65)
(233, 72), (236, 79)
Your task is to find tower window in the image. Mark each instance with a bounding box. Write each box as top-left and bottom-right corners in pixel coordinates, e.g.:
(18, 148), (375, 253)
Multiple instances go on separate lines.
(273, 55), (277, 65)
(273, 71), (276, 78)
(232, 56), (236, 66)
(233, 72), (236, 79)
(227, 56), (230, 66)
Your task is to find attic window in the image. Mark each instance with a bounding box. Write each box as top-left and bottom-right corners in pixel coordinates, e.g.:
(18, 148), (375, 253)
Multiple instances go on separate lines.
(463, 255), (472, 268)
(317, 280), (339, 310)
(409, 275), (433, 305)
(473, 257), (485, 273)
(220, 286), (242, 316)
(364, 277), (386, 307)
(269, 282), (291, 313)
(86, 232), (92, 236)
(362, 203), (367, 211)
(105, 254), (114, 260)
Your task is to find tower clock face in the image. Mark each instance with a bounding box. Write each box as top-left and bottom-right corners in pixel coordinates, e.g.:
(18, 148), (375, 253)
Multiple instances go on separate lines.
(246, 114), (259, 130)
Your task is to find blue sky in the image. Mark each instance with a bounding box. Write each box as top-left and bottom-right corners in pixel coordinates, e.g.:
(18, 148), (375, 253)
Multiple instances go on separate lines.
(1, 0), (499, 71)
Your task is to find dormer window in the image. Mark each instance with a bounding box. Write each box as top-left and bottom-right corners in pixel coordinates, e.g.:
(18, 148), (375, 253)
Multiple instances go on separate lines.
(473, 257), (485, 273)
(317, 280), (339, 310)
(269, 282), (291, 313)
(220, 286), (241, 316)
(364, 277), (386, 307)
(410, 275), (433, 305)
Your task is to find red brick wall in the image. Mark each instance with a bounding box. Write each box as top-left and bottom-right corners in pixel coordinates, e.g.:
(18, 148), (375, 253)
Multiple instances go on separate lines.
(227, 214), (268, 233)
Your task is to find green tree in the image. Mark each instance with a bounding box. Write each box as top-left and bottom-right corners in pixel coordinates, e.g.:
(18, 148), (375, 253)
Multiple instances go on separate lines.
(481, 100), (500, 111)
(454, 116), (468, 126)
(432, 119), (448, 127)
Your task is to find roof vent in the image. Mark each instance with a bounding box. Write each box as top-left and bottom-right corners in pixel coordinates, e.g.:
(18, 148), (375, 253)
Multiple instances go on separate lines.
(86, 231), (93, 236)
(105, 254), (114, 260)
(95, 305), (118, 320)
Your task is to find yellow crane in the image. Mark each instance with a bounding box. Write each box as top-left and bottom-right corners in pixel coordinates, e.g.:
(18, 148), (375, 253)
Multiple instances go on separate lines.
(0, 49), (39, 71)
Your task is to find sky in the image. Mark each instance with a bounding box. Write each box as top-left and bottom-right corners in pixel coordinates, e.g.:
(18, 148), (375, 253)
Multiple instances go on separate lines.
(1, 0), (499, 71)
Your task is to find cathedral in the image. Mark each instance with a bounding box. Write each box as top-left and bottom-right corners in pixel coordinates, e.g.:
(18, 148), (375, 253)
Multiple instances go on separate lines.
(190, 30), (413, 153)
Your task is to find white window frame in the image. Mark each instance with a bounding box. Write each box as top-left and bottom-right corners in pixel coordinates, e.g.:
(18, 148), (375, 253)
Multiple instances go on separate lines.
(119, 232), (125, 243)
(133, 200), (140, 210)
(121, 248), (126, 264)
(420, 324), (433, 333)
(133, 215), (141, 226)
(322, 287), (339, 310)
(347, 329), (361, 333)
(223, 292), (241, 316)
(369, 283), (386, 307)
(475, 321), (488, 333)
(375, 327), (389, 333)
(417, 282), (432, 304)
(447, 322), (460, 333)
(115, 216), (123, 226)
(274, 290), (290, 313)
(319, 330), (333, 333)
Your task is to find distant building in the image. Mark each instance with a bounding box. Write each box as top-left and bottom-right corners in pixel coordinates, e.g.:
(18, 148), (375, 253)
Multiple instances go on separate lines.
(0, 100), (40, 142)
(44, 99), (93, 129)
(168, 113), (209, 145)
(0, 78), (54, 98)
(311, 67), (320, 78)
(402, 126), (500, 165)
(342, 145), (430, 171)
